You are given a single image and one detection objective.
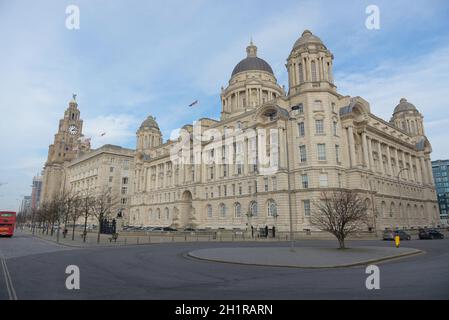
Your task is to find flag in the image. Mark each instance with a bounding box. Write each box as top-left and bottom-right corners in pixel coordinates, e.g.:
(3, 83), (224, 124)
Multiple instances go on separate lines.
(188, 100), (199, 107)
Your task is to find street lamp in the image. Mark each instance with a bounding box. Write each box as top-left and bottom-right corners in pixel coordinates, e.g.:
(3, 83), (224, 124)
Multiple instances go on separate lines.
(284, 117), (296, 252)
(396, 167), (409, 229)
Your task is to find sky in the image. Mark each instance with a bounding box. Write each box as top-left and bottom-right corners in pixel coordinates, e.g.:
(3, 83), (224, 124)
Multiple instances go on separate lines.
(1, 0), (449, 210)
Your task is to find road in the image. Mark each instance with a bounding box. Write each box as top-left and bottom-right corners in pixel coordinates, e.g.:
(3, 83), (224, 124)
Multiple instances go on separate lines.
(1, 231), (448, 299)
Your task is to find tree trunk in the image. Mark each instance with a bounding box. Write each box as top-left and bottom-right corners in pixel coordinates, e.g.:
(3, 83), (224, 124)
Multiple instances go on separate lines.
(72, 218), (76, 241)
(338, 237), (346, 249)
(83, 214), (88, 243)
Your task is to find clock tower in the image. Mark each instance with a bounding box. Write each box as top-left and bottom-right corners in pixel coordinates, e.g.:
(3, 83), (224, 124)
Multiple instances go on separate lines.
(41, 95), (90, 204)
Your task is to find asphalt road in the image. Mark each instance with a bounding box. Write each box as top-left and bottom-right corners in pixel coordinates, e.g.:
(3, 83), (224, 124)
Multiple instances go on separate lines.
(1, 232), (448, 299)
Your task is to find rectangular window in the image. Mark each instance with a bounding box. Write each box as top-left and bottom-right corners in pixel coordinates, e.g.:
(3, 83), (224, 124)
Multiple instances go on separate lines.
(272, 177), (277, 191)
(110, 167), (114, 173)
(121, 187), (128, 195)
(319, 174), (328, 187)
(109, 176), (113, 183)
(333, 121), (338, 136)
(317, 144), (326, 161)
(335, 144), (340, 163)
(224, 185), (227, 197)
(264, 177), (269, 192)
(315, 120), (324, 134)
(301, 174), (309, 189)
(299, 145), (307, 163)
(298, 122), (305, 137)
(122, 177), (128, 184)
(303, 200), (311, 217)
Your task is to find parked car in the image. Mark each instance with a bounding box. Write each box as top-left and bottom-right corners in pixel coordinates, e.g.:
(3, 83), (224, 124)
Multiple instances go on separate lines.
(383, 230), (411, 241)
(183, 227), (196, 232)
(419, 229), (444, 239)
(163, 227), (177, 232)
(151, 227), (165, 232)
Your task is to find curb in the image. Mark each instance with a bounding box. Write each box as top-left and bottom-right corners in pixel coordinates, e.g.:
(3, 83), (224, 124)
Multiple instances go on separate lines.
(187, 248), (424, 269)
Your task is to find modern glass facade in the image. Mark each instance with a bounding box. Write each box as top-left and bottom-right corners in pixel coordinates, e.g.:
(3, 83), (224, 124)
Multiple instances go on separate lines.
(432, 160), (449, 223)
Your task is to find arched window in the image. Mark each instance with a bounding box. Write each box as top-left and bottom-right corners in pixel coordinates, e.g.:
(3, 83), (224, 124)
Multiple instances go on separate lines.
(381, 202), (386, 218)
(157, 208), (161, 220)
(250, 201), (258, 217)
(165, 208), (169, 220)
(234, 203), (241, 217)
(219, 203), (227, 217)
(311, 61), (317, 82)
(390, 202), (395, 218)
(207, 204), (212, 218)
(267, 200), (277, 217)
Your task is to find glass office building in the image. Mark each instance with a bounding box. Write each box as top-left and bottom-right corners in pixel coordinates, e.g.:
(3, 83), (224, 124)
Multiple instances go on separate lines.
(432, 160), (449, 225)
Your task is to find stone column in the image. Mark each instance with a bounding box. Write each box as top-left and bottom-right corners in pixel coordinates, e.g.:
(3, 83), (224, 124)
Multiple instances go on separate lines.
(367, 137), (374, 171)
(420, 157), (428, 184)
(386, 145), (393, 176)
(415, 157), (422, 184)
(395, 148), (400, 177)
(401, 152), (407, 180)
(377, 141), (385, 175)
(426, 158), (434, 185)
(347, 126), (356, 168)
(362, 132), (370, 170)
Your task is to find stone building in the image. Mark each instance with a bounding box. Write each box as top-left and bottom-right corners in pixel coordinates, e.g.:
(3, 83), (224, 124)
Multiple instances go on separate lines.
(127, 30), (439, 232)
(41, 96), (90, 204)
(66, 144), (135, 223)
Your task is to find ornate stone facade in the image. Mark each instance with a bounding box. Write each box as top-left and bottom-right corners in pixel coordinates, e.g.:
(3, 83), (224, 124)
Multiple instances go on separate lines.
(127, 30), (439, 231)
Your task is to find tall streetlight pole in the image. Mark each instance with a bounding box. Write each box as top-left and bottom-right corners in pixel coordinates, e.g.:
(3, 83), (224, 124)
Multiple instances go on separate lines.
(397, 167), (409, 230)
(284, 117), (295, 252)
(56, 167), (68, 243)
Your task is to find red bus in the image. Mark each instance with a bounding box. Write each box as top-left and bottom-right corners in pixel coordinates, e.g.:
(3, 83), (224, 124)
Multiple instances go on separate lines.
(0, 211), (16, 237)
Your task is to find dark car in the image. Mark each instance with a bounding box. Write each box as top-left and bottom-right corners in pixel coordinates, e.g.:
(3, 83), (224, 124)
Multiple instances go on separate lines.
(383, 229), (411, 240)
(394, 230), (411, 240)
(419, 229), (444, 240)
(163, 227), (177, 232)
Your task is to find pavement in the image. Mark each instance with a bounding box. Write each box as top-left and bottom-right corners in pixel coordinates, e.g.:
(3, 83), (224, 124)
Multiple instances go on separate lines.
(188, 246), (422, 268)
(1, 231), (449, 299)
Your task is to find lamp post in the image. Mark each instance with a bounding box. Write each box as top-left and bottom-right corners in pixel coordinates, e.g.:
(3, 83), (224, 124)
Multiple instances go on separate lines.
(284, 117), (295, 252)
(56, 167), (68, 243)
(397, 167), (409, 229)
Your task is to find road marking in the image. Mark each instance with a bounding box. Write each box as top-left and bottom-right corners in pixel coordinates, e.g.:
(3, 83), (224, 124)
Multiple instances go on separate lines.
(1, 257), (17, 300)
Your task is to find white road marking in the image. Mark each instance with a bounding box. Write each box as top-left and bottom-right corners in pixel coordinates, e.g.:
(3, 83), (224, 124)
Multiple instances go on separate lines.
(1, 257), (17, 300)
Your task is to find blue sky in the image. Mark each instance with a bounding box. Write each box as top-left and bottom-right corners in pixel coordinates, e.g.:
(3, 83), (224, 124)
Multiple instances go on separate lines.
(1, 0), (449, 210)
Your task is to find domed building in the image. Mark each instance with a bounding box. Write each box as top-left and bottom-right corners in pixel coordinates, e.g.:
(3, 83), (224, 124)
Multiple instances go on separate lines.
(129, 30), (439, 233)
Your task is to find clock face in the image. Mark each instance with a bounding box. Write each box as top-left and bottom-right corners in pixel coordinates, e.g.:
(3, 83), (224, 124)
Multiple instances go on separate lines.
(68, 125), (79, 135)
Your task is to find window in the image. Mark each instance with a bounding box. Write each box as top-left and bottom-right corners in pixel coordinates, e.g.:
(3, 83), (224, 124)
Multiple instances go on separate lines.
(109, 176), (113, 183)
(122, 177), (128, 184)
(302, 174), (309, 189)
(333, 121), (338, 136)
(207, 205), (213, 218)
(315, 120), (324, 134)
(267, 200), (277, 217)
(121, 198), (127, 205)
(234, 203), (242, 217)
(121, 187), (128, 195)
(224, 185), (227, 197)
(264, 177), (269, 192)
(311, 61), (317, 81)
(219, 204), (227, 217)
(223, 164), (228, 177)
(272, 177), (277, 191)
(299, 145), (307, 163)
(317, 144), (326, 161)
(319, 174), (328, 187)
(165, 208), (169, 220)
(298, 122), (305, 137)
(303, 200), (311, 217)
(110, 167), (114, 173)
(250, 201), (258, 217)
(239, 185), (242, 195)
(335, 145), (340, 163)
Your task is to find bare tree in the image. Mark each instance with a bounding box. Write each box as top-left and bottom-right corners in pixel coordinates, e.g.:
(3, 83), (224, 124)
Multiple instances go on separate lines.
(78, 189), (95, 242)
(310, 190), (369, 249)
(90, 187), (119, 243)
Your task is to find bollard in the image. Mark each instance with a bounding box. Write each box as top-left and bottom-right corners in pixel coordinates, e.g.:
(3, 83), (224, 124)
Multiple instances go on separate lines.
(395, 235), (400, 248)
